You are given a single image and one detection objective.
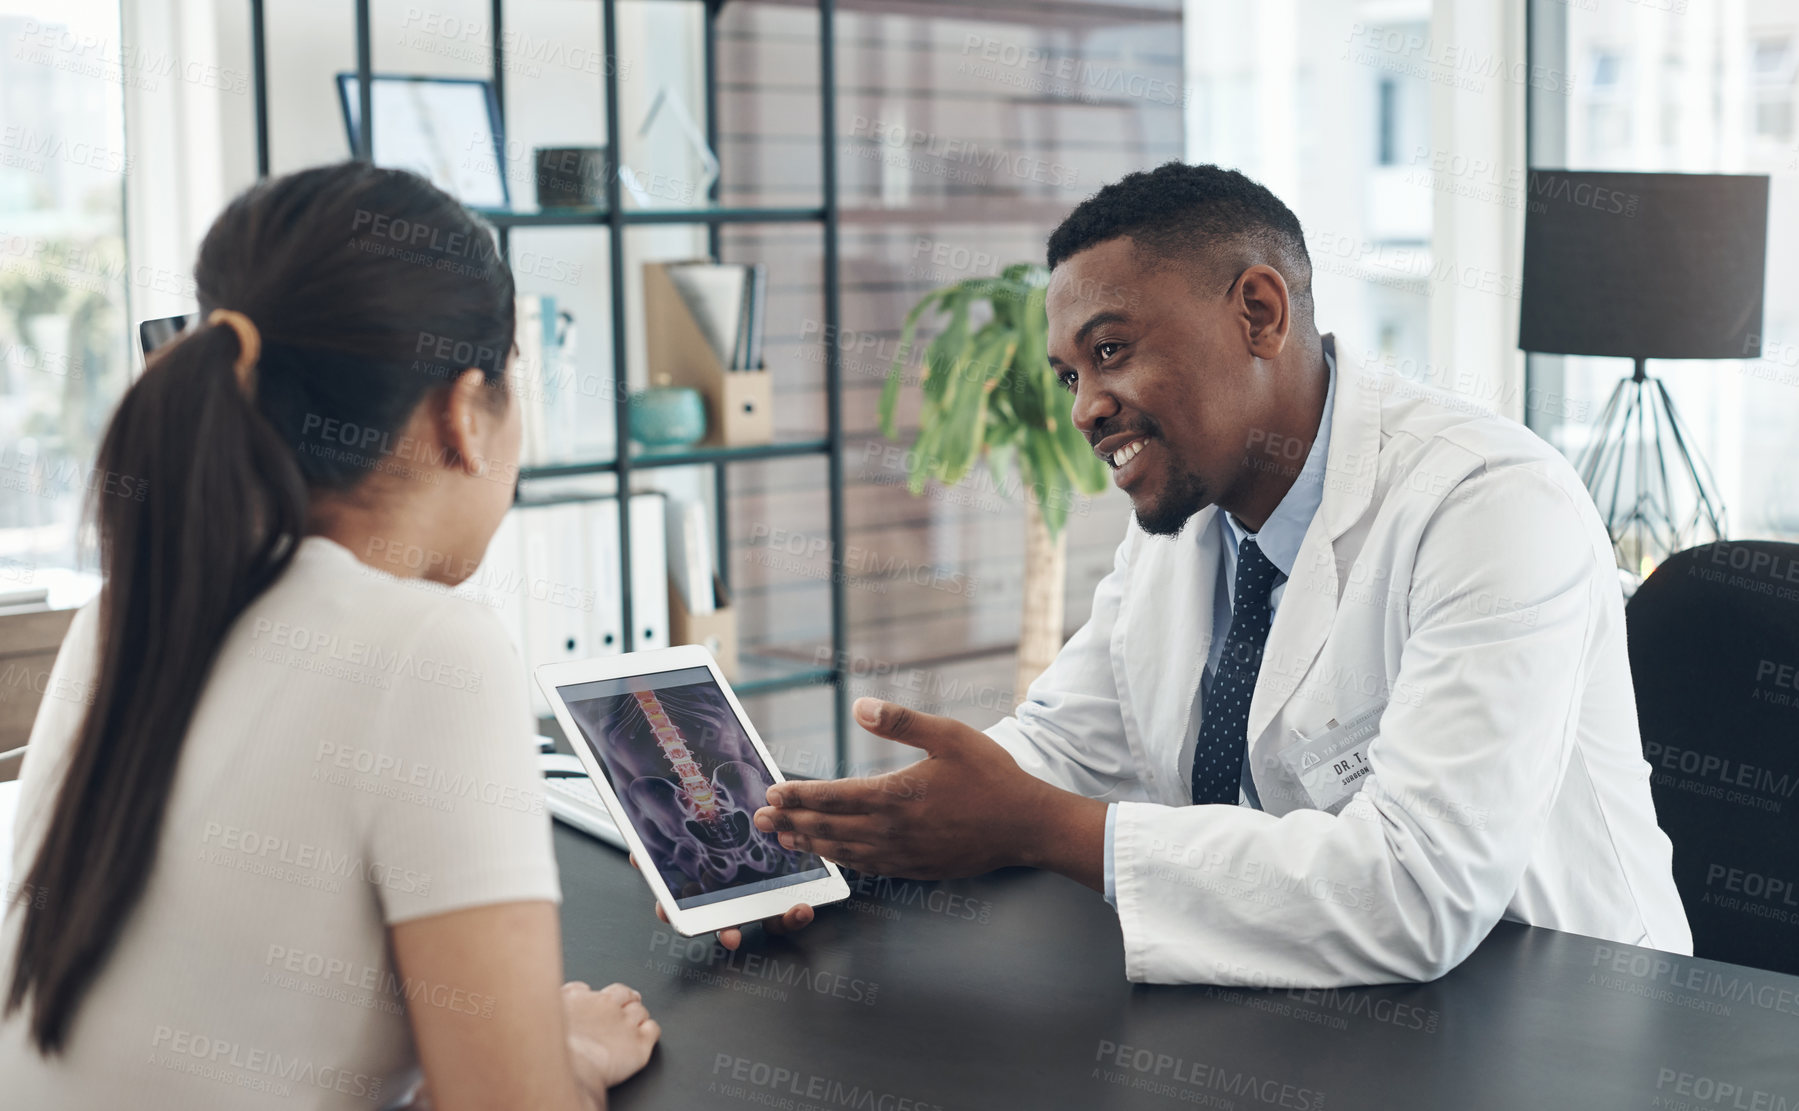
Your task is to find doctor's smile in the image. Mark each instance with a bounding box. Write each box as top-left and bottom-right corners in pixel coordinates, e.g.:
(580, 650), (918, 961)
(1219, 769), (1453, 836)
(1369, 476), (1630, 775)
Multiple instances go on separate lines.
(1092, 427), (1160, 491)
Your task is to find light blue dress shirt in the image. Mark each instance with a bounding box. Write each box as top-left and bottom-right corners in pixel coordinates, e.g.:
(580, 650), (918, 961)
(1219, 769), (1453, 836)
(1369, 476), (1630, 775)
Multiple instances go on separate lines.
(1102, 350), (1336, 906)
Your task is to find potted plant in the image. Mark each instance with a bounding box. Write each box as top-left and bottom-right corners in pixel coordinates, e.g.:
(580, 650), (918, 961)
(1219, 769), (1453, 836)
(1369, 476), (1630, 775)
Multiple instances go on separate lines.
(879, 262), (1109, 701)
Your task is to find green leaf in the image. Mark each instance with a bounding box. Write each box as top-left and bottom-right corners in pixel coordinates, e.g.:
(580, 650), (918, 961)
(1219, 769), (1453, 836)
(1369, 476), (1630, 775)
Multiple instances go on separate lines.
(878, 363), (906, 441)
(876, 261), (1075, 518)
(1007, 281), (1051, 428)
(908, 414), (939, 494)
(934, 326), (1011, 484)
(922, 288), (971, 407)
(985, 375), (1017, 431)
(1040, 471), (1071, 537)
(1020, 430), (1071, 539)
(880, 286), (952, 440)
(1047, 388), (1108, 495)
(986, 441), (1014, 488)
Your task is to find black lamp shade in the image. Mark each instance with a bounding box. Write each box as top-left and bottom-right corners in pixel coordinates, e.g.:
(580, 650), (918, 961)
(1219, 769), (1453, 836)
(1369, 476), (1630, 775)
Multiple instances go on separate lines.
(1519, 171), (1769, 361)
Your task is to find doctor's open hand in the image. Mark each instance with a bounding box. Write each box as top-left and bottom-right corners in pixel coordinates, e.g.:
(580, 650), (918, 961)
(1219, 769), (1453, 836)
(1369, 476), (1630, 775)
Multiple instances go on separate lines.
(754, 697), (1108, 887)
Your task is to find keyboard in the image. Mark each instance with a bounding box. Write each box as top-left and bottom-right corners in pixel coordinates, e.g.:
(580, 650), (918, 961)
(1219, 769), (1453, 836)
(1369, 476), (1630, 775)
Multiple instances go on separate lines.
(539, 754), (628, 852)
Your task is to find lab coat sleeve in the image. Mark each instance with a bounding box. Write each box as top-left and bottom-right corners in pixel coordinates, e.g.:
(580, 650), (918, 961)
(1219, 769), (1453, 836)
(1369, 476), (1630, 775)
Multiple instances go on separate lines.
(1112, 464), (1600, 986)
(985, 530), (1148, 802)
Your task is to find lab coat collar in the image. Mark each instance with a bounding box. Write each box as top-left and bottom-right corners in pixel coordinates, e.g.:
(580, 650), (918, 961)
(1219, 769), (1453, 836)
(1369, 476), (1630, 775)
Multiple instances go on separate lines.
(1318, 334), (1380, 542)
(1115, 335), (1374, 807)
(1223, 346), (1337, 578)
(1245, 334), (1379, 751)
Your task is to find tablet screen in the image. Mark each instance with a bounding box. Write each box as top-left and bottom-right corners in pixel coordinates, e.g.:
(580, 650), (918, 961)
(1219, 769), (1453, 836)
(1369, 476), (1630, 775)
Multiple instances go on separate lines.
(558, 666), (830, 909)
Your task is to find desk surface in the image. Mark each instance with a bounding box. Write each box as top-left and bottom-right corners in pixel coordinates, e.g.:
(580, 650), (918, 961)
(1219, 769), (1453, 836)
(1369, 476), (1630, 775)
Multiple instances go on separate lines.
(554, 825), (1799, 1111)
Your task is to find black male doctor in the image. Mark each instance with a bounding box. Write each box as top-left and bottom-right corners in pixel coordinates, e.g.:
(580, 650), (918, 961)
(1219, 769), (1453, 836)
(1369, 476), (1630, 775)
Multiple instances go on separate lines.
(755, 162), (1691, 985)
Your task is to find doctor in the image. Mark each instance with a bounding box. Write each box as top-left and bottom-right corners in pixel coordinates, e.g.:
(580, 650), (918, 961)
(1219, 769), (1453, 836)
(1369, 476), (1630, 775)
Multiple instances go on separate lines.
(755, 161), (1691, 985)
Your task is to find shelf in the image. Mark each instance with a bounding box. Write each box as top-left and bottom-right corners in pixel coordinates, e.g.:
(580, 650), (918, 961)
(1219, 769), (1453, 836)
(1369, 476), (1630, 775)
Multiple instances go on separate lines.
(516, 438), (831, 484)
(734, 655), (838, 697)
(629, 437), (832, 470)
(753, 0), (1180, 29)
(477, 205), (828, 229)
(257, 0), (853, 765)
(838, 199), (1087, 227)
(516, 460), (617, 484)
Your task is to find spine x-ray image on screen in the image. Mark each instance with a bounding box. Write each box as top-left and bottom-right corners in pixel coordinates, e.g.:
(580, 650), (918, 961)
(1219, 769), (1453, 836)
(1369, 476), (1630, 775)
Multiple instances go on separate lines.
(563, 669), (825, 908)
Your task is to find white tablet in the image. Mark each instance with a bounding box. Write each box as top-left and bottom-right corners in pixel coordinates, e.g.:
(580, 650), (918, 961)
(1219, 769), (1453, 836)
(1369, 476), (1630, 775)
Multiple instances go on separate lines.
(537, 646), (850, 936)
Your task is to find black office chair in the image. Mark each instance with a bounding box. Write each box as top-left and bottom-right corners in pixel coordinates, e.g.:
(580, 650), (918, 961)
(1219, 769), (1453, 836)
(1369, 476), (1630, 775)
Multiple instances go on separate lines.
(1626, 540), (1799, 975)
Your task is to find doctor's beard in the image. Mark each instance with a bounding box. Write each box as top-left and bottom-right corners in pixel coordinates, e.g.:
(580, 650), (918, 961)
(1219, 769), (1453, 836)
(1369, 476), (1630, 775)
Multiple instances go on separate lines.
(1134, 461), (1210, 537)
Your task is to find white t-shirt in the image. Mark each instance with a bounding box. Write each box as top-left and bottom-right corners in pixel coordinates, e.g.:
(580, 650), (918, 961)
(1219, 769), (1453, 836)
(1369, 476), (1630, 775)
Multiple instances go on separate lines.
(0, 537), (559, 1110)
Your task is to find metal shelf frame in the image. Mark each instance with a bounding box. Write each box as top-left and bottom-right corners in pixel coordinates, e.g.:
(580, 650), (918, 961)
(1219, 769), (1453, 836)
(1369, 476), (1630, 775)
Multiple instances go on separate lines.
(248, 0), (851, 765)
(477, 205), (829, 228)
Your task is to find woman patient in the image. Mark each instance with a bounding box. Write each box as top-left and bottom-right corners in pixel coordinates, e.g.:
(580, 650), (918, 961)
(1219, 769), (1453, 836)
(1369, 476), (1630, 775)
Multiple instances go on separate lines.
(1, 162), (658, 1109)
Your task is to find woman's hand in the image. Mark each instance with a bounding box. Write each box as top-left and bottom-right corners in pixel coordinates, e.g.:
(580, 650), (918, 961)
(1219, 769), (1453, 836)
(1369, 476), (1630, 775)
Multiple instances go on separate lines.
(563, 981), (661, 1094)
(392, 901), (629, 1111)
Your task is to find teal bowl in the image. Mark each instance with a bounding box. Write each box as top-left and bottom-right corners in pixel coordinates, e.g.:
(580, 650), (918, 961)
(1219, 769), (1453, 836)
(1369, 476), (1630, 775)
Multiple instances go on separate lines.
(628, 386), (708, 449)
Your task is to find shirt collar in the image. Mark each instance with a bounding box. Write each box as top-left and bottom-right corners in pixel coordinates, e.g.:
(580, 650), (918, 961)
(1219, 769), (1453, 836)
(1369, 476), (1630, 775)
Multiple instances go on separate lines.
(1224, 348), (1336, 578)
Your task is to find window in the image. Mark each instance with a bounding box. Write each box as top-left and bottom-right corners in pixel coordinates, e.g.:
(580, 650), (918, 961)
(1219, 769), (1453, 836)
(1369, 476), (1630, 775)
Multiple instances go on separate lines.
(1585, 48), (1631, 155)
(1752, 34), (1795, 143)
(1186, 3), (1433, 372)
(1377, 78), (1400, 166)
(1658, 54), (1683, 149)
(0, 3), (128, 604)
(1528, 1), (1799, 546)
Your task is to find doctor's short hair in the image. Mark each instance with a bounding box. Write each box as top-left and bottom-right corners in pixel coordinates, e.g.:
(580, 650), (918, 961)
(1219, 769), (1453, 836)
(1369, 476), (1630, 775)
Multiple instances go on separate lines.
(1046, 161), (1314, 323)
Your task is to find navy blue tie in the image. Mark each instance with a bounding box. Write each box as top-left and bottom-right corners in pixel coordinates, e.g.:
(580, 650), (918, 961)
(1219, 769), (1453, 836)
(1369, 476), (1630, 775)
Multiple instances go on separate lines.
(1191, 538), (1282, 805)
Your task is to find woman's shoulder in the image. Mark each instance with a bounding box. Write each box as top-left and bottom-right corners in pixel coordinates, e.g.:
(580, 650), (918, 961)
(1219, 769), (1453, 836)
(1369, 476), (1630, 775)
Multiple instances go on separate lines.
(246, 537), (524, 687)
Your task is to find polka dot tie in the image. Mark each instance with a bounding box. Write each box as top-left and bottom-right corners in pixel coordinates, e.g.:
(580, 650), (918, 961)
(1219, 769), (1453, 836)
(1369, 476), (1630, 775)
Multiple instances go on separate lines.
(1191, 538), (1282, 806)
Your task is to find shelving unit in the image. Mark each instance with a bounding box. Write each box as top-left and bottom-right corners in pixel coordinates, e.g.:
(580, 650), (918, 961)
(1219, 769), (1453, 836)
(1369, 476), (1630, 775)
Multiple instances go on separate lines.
(247, 0), (850, 759)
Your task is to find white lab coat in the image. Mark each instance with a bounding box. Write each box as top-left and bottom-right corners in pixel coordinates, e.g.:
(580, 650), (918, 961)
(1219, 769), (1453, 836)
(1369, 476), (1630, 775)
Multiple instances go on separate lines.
(988, 340), (1692, 985)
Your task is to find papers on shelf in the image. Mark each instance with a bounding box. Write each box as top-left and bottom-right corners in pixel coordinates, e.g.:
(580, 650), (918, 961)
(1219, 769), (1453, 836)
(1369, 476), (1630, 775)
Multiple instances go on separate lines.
(662, 262), (768, 372)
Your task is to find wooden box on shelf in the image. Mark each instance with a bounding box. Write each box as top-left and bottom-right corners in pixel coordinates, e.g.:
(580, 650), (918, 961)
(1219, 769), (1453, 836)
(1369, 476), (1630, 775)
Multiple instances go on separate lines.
(642, 260), (773, 448)
(669, 573), (738, 682)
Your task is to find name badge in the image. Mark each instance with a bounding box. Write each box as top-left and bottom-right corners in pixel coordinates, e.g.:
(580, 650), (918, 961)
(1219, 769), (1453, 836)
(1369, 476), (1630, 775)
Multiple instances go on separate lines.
(1278, 699), (1385, 813)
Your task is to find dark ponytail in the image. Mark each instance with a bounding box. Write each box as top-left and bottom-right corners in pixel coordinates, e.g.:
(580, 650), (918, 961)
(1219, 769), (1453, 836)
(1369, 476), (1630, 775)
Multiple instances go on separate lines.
(5, 162), (515, 1053)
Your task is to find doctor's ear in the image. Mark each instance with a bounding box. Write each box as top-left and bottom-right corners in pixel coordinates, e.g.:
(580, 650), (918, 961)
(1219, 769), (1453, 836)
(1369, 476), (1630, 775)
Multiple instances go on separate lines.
(1233, 264), (1291, 361)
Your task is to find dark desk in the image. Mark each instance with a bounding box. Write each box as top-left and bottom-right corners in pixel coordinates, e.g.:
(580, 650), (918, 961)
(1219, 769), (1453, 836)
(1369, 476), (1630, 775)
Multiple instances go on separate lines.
(555, 825), (1799, 1110)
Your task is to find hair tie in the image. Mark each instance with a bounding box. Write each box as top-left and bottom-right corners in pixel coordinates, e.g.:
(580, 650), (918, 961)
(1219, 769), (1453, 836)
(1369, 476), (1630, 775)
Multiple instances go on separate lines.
(207, 308), (261, 392)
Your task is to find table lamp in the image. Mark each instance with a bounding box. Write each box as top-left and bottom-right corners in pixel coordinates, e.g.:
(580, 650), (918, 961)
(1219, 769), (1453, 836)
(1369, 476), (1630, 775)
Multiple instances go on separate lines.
(1518, 170), (1769, 578)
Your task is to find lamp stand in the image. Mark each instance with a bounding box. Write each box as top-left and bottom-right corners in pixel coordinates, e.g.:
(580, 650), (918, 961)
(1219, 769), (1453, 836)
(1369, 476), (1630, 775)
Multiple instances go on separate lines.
(1576, 356), (1727, 578)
